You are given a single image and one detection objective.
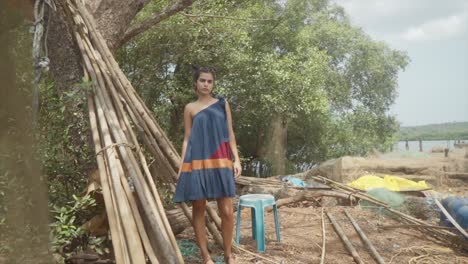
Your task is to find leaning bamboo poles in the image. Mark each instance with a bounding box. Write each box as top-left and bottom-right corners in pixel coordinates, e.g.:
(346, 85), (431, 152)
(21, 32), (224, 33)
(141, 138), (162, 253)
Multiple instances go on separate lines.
(64, 0), (188, 263)
(64, 0), (228, 262)
(71, 0), (226, 250)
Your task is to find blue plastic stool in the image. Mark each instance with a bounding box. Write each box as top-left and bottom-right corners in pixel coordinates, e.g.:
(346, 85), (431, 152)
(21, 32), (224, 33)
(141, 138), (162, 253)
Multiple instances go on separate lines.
(235, 194), (281, 253)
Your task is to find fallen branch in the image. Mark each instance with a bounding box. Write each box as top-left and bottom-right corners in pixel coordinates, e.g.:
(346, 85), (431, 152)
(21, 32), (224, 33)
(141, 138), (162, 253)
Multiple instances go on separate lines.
(326, 212), (364, 264)
(320, 208), (326, 264)
(344, 210), (385, 264)
(379, 224), (468, 232)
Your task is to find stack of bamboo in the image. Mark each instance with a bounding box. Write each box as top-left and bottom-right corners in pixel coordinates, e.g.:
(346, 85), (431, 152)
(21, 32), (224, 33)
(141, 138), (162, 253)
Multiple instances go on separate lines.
(63, 0), (226, 263)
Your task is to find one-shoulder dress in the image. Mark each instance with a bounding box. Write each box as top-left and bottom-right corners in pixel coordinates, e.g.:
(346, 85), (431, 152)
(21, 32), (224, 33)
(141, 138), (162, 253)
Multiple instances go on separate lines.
(173, 97), (236, 202)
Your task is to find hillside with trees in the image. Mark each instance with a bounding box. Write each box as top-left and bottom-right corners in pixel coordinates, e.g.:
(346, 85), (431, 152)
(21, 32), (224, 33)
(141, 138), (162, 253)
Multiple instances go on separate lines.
(398, 122), (468, 141)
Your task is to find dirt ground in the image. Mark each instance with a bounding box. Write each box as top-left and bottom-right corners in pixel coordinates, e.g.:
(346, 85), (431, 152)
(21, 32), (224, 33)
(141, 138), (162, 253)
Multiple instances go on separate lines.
(177, 204), (468, 264)
(177, 149), (468, 263)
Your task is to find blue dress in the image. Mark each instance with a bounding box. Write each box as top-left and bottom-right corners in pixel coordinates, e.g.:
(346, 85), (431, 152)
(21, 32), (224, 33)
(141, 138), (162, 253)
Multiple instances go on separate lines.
(174, 97), (236, 202)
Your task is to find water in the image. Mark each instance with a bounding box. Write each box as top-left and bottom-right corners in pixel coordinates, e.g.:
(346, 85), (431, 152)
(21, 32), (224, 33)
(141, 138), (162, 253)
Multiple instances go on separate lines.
(396, 140), (455, 152)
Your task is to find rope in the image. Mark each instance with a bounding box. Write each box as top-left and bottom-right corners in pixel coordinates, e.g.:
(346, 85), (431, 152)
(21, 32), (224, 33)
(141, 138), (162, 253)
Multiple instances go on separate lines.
(32, 0), (56, 127)
(95, 142), (136, 156)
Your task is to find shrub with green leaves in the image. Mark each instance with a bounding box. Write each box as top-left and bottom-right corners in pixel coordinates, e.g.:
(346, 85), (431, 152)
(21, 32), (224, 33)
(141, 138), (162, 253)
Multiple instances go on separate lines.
(49, 194), (109, 257)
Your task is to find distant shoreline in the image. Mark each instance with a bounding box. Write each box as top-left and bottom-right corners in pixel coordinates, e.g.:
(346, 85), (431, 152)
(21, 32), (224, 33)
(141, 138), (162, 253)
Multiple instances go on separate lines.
(398, 121), (468, 141)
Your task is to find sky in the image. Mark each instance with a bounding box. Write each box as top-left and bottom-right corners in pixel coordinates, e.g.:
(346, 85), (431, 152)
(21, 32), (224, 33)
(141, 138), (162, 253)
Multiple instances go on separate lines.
(333, 0), (468, 126)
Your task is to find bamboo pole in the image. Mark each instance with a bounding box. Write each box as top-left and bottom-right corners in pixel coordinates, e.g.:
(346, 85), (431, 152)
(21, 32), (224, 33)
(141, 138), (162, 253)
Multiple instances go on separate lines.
(76, 3), (224, 243)
(320, 208), (326, 264)
(68, 2), (185, 262)
(344, 210), (385, 264)
(93, 50), (180, 263)
(81, 11), (185, 264)
(379, 224), (468, 231)
(88, 95), (126, 264)
(73, 23), (134, 262)
(116, 156), (160, 264)
(119, 94), (184, 263)
(70, 0), (226, 255)
(326, 212), (364, 264)
(94, 96), (147, 263)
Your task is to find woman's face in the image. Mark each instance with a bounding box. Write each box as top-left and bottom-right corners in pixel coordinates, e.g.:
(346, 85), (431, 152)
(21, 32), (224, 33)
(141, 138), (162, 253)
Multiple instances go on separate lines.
(195, 72), (214, 96)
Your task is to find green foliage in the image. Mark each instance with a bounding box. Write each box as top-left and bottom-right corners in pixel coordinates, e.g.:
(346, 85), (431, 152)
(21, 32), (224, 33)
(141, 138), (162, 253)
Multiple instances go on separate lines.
(117, 0), (409, 174)
(36, 78), (94, 207)
(398, 122), (468, 141)
(50, 194), (109, 257)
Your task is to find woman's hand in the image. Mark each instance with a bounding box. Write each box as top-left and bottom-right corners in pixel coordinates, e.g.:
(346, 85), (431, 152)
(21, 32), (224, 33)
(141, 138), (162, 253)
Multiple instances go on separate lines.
(233, 160), (242, 179)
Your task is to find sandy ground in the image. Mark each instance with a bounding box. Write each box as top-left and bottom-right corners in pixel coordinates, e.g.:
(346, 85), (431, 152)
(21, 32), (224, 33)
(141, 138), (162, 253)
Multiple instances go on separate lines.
(177, 204), (468, 264)
(178, 149), (468, 263)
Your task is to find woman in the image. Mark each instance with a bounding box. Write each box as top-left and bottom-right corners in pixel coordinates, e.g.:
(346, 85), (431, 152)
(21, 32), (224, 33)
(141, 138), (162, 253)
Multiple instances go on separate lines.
(174, 66), (241, 264)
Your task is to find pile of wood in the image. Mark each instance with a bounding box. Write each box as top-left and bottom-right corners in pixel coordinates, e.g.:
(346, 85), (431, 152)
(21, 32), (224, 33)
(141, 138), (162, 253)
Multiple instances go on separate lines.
(63, 0), (226, 263)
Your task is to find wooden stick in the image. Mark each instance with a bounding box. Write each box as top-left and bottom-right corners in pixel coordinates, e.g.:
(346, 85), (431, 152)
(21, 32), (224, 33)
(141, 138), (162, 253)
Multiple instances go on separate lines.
(320, 208), (326, 264)
(326, 212), (364, 264)
(434, 199), (468, 239)
(344, 210), (385, 264)
(380, 224), (468, 231)
(87, 95), (126, 264)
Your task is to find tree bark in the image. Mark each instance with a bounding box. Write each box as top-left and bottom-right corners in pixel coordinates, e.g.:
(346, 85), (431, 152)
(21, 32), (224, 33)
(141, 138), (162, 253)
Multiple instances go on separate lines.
(260, 114), (288, 175)
(47, 0), (149, 95)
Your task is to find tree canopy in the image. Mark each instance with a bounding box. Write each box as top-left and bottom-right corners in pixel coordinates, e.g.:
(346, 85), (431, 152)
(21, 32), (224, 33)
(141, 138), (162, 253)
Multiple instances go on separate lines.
(117, 0), (409, 175)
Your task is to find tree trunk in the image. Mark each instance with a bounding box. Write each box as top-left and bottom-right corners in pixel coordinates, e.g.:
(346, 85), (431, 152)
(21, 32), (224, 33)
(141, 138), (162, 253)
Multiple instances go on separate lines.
(260, 114), (288, 175)
(0, 2), (50, 262)
(44, 1), (150, 176)
(47, 0), (149, 98)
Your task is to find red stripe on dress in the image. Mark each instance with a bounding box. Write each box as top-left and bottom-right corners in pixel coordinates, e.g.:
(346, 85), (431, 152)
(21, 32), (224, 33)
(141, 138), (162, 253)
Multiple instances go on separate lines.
(209, 142), (232, 160)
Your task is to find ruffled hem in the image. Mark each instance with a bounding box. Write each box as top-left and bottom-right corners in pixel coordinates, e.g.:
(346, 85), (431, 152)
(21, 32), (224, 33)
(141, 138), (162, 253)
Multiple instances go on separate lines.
(173, 167), (236, 202)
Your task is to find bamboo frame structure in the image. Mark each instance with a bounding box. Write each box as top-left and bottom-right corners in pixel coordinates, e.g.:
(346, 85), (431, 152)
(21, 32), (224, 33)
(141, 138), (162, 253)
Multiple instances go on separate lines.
(61, 0), (227, 262)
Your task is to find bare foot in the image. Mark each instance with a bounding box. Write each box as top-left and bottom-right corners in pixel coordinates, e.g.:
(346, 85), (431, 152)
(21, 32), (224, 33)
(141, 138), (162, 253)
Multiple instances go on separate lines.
(224, 255), (236, 264)
(204, 258), (214, 264)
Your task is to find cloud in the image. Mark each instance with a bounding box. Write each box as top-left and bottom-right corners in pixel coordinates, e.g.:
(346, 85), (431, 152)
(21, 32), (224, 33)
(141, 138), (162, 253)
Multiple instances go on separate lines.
(400, 13), (468, 42)
(333, 0), (468, 45)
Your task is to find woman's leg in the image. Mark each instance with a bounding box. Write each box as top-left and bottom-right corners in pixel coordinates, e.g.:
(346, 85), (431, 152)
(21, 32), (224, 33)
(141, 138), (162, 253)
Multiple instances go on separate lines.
(217, 197), (235, 263)
(192, 199), (213, 263)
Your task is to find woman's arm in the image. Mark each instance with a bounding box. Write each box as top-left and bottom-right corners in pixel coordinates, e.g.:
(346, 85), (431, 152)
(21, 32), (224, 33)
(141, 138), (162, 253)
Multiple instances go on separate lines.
(178, 104), (192, 177)
(225, 100), (242, 178)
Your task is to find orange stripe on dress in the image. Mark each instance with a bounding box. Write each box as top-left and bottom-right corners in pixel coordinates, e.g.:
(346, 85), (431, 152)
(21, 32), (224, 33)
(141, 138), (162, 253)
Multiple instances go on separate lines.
(181, 159), (233, 173)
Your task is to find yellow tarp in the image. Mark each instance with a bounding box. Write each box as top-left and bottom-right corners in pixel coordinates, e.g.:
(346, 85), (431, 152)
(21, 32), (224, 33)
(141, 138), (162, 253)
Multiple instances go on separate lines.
(347, 175), (429, 192)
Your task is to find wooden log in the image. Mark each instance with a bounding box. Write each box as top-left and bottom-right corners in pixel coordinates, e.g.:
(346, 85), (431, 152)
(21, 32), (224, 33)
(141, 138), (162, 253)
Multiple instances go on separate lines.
(344, 210), (385, 264)
(326, 212), (364, 264)
(446, 172), (468, 180)
(166, 208), (192, 235)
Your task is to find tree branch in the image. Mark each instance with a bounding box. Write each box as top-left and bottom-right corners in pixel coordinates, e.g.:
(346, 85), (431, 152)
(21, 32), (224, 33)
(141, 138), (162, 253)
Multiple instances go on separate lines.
(119, 0), (196, 47)
(181, 12), (276, 22)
